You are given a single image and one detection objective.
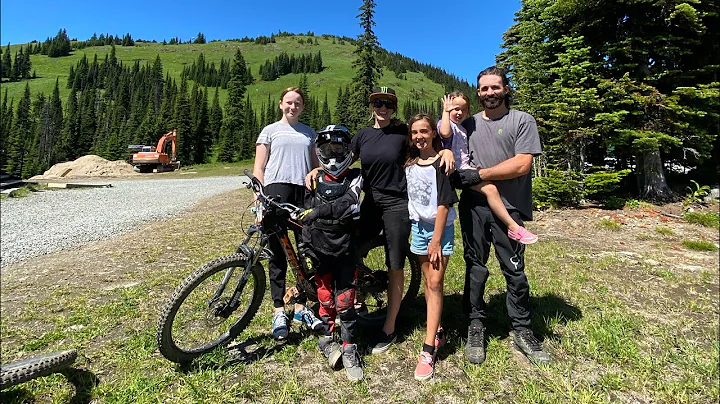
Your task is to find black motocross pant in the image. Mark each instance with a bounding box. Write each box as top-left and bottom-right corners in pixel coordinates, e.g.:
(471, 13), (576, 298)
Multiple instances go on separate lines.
(458, 190), (532, 329)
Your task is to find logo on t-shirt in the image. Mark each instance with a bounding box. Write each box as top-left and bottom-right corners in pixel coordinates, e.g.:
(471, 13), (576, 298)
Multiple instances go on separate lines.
(498, 128), (503, 135)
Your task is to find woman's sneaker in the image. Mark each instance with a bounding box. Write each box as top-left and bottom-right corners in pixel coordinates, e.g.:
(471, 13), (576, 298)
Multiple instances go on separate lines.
(414, 351), (435, 381)
(293, 306), (323, 331)
(318, 335), (342, 369)
(342, 343), (364, 382)
(507, 226), (538, 244)
(367, 330), (397, 354)
(272, 311), (289, 341)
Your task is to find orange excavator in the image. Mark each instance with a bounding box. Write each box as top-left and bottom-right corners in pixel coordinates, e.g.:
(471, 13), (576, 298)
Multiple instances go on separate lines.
(130, 130), (181, 173)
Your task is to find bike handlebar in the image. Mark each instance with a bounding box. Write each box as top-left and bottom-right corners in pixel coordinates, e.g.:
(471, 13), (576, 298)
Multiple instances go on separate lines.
(243, 169), (303, 218)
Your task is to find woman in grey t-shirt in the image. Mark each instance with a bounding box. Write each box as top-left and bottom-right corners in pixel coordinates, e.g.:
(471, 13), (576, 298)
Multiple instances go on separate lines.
(253, 87), (322, 341)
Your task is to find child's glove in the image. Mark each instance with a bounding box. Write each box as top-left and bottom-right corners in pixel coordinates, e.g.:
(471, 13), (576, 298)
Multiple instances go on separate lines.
(296, 209), (318, 223)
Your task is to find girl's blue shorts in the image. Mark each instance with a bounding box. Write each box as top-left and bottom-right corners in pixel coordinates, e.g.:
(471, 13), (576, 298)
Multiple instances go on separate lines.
(410, 220), (454, 256)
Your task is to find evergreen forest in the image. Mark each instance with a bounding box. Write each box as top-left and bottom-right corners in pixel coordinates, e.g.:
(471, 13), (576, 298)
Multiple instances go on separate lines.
(0, 0), (717, 203)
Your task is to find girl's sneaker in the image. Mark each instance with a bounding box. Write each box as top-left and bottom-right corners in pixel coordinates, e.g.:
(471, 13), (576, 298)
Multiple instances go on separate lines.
(507, 226), (538, 244)
(414, 351), (435, 381)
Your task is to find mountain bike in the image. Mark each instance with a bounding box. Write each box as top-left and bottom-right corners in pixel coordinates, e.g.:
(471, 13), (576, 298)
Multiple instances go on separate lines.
(157, 169), (421, 364)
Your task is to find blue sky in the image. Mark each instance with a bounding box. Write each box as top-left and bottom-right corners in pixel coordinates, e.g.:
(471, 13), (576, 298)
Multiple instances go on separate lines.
(0, 1), (521, 84)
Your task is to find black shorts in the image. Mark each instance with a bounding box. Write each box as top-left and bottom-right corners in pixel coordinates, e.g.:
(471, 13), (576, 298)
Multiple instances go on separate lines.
(359, 188), (410, 270)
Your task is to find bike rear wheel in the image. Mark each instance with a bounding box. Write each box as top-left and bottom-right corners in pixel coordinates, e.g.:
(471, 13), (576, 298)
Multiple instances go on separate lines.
(355, 246), (421, 326)
(157, 254), (266, 364)
(0, 350), (77, 389)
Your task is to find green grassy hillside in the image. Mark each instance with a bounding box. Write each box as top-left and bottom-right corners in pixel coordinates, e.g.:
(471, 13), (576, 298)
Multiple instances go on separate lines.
(2, 36), (447, 116)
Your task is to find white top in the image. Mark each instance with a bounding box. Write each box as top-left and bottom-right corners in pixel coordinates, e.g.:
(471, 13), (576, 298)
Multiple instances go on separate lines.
(437, 119), (472, 169)
(406, 159), (458, 226)
(256, 121), (317, 186)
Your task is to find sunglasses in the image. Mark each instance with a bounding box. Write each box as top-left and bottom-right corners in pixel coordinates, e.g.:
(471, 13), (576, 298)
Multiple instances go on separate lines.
(372, 99), (395, 109)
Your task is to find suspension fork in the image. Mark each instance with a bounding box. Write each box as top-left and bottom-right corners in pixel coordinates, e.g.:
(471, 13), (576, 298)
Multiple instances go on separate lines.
(209, 225), (266, 313)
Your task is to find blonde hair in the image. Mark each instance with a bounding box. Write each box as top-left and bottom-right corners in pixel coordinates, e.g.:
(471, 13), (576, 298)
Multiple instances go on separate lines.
(448, 91), (470, 114)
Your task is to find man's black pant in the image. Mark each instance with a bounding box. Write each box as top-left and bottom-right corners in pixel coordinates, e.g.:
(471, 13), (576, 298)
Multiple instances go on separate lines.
(458, 190), (531, 329)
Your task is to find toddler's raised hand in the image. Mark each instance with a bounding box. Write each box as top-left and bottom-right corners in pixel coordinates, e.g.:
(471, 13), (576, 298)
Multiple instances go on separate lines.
(442, 95), (454, 113)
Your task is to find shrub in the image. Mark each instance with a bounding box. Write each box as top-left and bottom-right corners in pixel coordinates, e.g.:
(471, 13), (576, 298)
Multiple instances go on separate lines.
(603, 196), (627, 210)
(682, 239), (718, 251)
(682, 180), (711, 210)
(683, 211), (719, 228)
(533, 169), (583, 209)
(584, 169), (632, 199)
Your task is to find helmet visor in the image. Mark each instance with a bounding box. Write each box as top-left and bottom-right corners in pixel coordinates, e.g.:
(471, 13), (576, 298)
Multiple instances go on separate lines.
(318, 141), (348, 160)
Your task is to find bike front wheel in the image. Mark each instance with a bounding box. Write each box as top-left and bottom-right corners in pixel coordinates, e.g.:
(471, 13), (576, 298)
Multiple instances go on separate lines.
(157, 254), (266, 364)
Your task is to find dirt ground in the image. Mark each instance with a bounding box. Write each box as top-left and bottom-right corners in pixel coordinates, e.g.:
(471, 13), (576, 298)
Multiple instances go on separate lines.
(0, 187), (717, 402)
(2, 191), (717, 327)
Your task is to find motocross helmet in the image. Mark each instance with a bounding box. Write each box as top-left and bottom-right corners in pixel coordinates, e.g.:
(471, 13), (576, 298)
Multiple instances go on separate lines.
(315, 125), (352, 177)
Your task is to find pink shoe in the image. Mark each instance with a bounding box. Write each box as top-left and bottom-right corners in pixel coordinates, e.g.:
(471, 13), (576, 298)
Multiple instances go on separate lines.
(414, 351), (435, 381)
(508, 226), (538, 244)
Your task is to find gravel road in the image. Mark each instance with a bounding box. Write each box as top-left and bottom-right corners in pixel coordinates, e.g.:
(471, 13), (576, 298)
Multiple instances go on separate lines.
(0, 176), (248, 267)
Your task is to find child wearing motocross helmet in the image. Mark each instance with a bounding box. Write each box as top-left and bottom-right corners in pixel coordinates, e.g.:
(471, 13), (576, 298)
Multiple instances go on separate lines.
(297, 125), (365, 382)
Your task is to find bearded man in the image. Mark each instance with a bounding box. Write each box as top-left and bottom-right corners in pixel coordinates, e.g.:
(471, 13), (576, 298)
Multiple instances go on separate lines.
(458, 66), (551, 366)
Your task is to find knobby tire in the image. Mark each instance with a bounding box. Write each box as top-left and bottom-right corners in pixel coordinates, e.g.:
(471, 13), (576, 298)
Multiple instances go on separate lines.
(157, 254), (266, 364)
(0, 350), (77, 389)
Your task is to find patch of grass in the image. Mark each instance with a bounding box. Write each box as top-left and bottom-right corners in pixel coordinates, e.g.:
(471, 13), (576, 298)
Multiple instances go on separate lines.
(3, 196), (718, 403)
(597, 218), (622, 230)
(682, 239), (719, 251)
(654, 226), (675, 236)
(6, 183), (51, 198)
(684, 211), (719, 228)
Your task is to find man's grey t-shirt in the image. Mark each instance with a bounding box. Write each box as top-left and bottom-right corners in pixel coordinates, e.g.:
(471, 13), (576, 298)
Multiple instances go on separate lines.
(461, 109), (542, 220)
(256, 121), (317, 186)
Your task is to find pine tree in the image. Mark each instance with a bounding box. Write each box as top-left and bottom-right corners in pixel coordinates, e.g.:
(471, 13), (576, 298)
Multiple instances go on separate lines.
(174, 75), (192, 163)
(0, 90), (13, 169)
(1, 44), (11, 80)
(208, 87), (223, 143)
(219, 49), (248, 162)
(321, 93), (331, 126)
(48, 29), (72, 57)
(6, 83), (32, 175)
(347, 0), (382, 132)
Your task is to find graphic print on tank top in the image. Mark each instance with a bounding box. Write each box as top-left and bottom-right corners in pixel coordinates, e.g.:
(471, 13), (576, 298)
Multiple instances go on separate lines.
(407, 168), (433, 207)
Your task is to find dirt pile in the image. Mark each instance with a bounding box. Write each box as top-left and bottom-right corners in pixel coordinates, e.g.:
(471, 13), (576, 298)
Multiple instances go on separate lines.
(30, 155), (140, 180)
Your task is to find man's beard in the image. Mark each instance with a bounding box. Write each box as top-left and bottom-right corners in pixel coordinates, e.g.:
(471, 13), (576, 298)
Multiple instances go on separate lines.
(480, 93), (505, 109)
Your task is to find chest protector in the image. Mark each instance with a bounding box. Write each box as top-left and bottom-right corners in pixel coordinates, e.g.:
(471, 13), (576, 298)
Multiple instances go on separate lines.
(304, 171), (360, 256)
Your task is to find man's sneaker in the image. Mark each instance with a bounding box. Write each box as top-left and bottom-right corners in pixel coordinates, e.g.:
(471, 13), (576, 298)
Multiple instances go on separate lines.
(513, 328), (551, 365)
(435, 327), (447, 349)
(342, 343), (364, 382)
(318, 335), (342, 369)
(414, 351), (435, 381)
(507, 226), (538, 244)
(293, 306), (323, 331)
(367, 330), (397, 354)
(272, 310), (289, 341)
(464, 321), (486, 364)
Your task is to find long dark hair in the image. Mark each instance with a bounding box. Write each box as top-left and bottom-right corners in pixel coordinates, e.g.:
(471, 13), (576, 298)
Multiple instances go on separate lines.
(405, 113), (441, 167)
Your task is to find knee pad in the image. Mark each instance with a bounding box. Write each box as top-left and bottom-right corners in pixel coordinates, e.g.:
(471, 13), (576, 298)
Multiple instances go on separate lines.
(336, 288), (355, 313)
